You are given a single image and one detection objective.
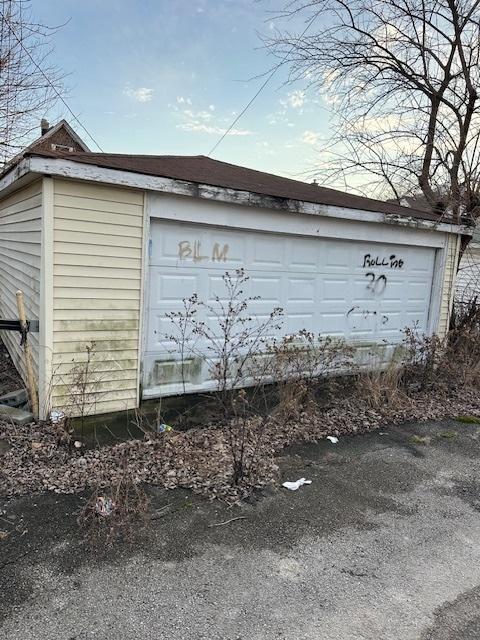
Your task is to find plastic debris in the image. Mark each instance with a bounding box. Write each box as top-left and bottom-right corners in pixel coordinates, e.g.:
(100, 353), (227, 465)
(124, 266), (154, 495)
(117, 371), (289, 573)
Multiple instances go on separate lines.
(50, 410), (65, 424)
(73, 440), (83, 449)
(156, 423), (173, 434)
(282, 478), (312, 491)
(327, 436), (339, 444)
(95, 496), (115, 517)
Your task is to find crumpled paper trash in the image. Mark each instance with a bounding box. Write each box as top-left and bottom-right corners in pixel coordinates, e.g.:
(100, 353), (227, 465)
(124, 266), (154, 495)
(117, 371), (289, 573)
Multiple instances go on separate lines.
(156, 423), (173, 434)
(50, 410), (65, 424)
(282, 478), (312, 491)
(95, 496), (115, 517)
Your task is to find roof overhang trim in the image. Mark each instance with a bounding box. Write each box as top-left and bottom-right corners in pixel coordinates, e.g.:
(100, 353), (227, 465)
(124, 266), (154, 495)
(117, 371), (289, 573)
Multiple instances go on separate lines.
(0, 156), (472, 236)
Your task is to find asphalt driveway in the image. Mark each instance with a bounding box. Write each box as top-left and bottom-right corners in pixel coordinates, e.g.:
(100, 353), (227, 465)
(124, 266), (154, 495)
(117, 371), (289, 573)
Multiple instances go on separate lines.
(2, 418), (480, 639)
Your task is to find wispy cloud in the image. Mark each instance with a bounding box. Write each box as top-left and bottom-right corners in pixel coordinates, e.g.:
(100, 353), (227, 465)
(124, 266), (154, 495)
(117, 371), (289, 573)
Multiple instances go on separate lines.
(171, 100), (252, 137)
(301, 130), (321, 145)
(123, 86), (154, 103)
(287, 90), (306, 109)
(178, 122), (252, 136)
(268, 90), (308, 126)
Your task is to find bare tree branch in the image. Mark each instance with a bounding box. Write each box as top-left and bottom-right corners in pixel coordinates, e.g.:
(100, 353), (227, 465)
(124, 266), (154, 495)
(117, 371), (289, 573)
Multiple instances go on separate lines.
(0, 0), (64, 165)
(265, 0), (480, 224)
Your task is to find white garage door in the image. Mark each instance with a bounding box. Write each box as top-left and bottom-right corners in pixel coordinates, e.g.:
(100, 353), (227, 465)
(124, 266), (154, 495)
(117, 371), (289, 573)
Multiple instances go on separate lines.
(143, 220), (436, 397)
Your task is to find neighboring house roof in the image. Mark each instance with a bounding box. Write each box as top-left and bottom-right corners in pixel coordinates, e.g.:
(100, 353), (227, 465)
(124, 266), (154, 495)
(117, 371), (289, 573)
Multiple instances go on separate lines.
(5, 119), (90, 170)
(395, 194), (432, 211)
(391, 192), (479, 232)
(21, 149), (451, 224)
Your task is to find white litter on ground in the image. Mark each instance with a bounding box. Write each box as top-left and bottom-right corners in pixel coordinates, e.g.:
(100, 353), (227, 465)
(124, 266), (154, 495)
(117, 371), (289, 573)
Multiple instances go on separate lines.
(50, 410), (65, 424)
(282, 478), (312, 491)
(327, 436), (339, 444)
(95, 496), (115, 517)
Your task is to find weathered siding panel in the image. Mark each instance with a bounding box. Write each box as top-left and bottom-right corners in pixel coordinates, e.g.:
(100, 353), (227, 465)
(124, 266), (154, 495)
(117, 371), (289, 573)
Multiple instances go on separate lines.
(0, 180), (42, 379)
(456, 240), (480, 304)
(438, 233), (460, 336)
(51, 179), (144, 416)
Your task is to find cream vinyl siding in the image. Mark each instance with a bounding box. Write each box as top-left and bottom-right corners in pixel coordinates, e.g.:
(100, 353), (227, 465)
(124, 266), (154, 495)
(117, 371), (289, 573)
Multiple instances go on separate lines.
(51, 179), (144, 416)
(0, 180), (42, 380)
(438, 233), (460, 337)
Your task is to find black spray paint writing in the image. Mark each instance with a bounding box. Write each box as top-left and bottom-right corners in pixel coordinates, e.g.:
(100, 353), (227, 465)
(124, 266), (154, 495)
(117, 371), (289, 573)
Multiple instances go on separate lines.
(365, 272), (387, 294)
(362, 254), (404, 269)
(346, 306), (389, 325)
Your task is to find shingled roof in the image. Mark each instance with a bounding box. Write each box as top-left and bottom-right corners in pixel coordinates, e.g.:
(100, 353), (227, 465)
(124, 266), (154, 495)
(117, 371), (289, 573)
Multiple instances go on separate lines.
(25, 149), (443, 223)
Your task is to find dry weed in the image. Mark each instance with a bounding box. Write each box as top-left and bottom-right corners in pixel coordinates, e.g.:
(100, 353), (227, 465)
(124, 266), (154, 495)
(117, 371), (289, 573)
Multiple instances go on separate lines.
(79, 452), (149, 543)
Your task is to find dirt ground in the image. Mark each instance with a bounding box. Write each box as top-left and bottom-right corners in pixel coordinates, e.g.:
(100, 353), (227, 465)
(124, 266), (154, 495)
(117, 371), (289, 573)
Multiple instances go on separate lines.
(0, 341), (23, 397)
(2, 418), (480, 639)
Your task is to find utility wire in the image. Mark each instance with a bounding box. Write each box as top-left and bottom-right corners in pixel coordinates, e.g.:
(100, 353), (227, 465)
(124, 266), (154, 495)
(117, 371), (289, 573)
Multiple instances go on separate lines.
(0, 8), (104, 151)
(207, 17), (318, 157)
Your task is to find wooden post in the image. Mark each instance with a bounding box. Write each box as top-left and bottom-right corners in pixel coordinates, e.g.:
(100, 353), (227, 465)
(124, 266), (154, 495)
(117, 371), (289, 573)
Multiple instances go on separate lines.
(16, 290), (39, 421)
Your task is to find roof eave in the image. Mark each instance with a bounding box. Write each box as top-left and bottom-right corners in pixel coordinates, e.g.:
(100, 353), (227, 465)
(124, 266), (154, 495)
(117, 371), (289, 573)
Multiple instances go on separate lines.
(1, 154), (471, 236)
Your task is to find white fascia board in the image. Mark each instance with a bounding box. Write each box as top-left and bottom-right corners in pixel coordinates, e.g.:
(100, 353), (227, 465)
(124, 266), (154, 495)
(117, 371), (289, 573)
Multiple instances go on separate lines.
(0, 157), (35, 194)
(23, 155), (471, 236)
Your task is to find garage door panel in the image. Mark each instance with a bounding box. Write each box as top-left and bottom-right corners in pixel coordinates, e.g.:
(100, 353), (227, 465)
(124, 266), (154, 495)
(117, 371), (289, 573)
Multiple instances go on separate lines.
(144, 220), (437, 397)
(323, 278), (350, 302)
(155, 273), (200, 303)
(379, 280), (404, 303)
(285, 312), (316, 333)
(287, 243), (320, 271)
(249, 276), (283, 303)
(251, 235), (286, 267)
(404, 279), (432, 302)
(287, 277), (316, 303)
(324, 243), (352, 271)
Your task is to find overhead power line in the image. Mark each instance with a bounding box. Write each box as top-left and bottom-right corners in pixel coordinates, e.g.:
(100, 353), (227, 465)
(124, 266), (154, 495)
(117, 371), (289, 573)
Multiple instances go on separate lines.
(0, 8), (104, 152)
(207, 16), (318, 158)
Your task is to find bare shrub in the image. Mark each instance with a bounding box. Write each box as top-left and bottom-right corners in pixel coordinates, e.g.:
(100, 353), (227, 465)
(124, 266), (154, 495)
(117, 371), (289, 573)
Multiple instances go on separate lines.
(79, 451), (149, 544)
(448, 299), (480, 388)
(401, 325), (445, 393)
(53, 342), (109, 439)
(132, 401), (171, 438)
(382, 304), (480, 400)
(165, 294), (199, 394)
(271, 331), (355, 417)
(167, 268), (283, 487)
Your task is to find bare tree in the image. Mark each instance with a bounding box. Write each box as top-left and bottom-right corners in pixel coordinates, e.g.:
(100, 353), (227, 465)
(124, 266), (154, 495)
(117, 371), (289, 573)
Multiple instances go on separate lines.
(0, 0), (63, 165)
(266, 0), (480, 224)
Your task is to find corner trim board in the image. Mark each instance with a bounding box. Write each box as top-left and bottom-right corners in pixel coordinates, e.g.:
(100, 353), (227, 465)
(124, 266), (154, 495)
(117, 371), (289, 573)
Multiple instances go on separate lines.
(39, 176), (54, 420)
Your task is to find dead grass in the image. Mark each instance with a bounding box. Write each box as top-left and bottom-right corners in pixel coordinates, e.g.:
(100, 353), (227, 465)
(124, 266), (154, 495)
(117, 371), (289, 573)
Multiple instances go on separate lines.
(357, 360), (410, 411)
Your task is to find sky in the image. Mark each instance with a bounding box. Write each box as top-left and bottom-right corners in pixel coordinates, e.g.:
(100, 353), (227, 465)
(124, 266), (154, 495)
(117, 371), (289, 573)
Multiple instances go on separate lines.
(29, 0), (334, 179)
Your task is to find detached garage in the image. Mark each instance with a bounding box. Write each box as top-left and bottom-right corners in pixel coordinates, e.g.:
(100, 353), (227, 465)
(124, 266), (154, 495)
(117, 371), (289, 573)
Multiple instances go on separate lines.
(0, 131), (469, 419)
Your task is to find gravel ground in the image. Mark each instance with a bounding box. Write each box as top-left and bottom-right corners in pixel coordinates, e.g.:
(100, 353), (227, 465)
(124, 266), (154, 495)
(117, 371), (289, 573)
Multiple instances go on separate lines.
(2, 418), (480, 639)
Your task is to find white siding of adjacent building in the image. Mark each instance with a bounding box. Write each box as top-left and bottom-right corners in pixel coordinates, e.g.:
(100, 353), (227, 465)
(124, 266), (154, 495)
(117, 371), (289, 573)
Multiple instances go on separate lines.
(0, 179), (42, 382)
(456, 230), (480, 305)
(438, 233), (461, 336)
(50, 179), (144, 416)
